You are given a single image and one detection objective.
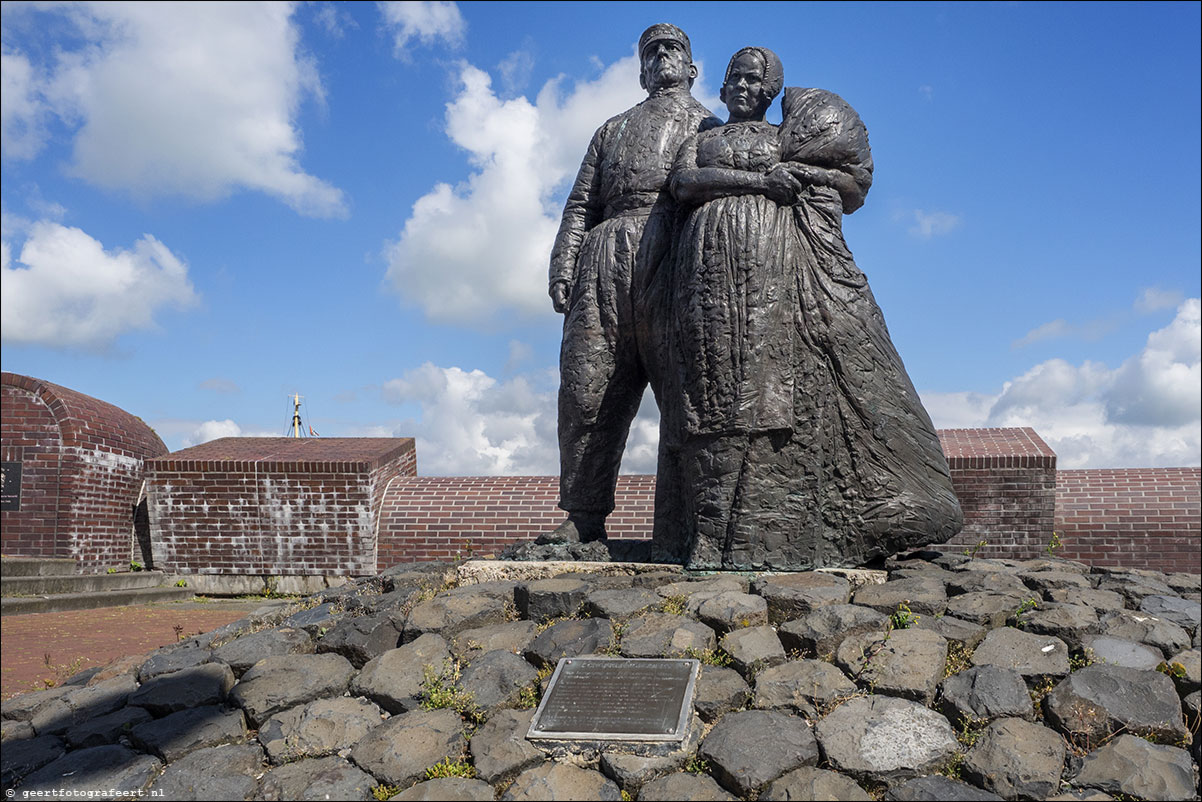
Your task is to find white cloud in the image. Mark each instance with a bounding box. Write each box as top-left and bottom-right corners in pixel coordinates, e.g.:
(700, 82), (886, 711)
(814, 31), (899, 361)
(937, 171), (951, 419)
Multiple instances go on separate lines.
(620, 388), (660, 475)
(381, 361), (663, 476)
(1105, 298), (1200, 426)
(1, 222), (197, 348)
(0, 48), (47, 160)
(503, 339), (533, 373)
(181, 419), (277, 448)
(378, 1), (465, 56)
(5, 3), (344, 217)
(925, 299), (1201, 468)
(918, 391), (998, 430)
(908, 209), (961, 239)
(1135, 286), (1185, 313)
(1011, 319), (1072, 348)
(498, 49), (535, 95)
(313, 3), (356, 39)
(383, 54), (646, 326)
(1011, 315), (1116, 348)
(383, 362), (558, 474)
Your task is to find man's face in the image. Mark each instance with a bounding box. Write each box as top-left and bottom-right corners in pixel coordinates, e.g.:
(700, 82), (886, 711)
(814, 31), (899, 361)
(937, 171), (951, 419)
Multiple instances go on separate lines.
(640, 38), (692, 92)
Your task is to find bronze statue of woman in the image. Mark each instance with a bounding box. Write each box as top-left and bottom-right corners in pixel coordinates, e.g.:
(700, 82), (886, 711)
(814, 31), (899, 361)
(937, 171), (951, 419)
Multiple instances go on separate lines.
(651, 46), (962, 570)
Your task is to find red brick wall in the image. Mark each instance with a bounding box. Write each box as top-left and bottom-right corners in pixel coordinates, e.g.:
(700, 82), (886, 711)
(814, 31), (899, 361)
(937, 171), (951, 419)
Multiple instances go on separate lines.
(376, 475), (655, 564)
(146, 438), (416, 575)
(374, 429), (1065, 568)
(1, 373), (167, 572)
(939, 428), (1059, 562)
(1055, 468), (1201, 574)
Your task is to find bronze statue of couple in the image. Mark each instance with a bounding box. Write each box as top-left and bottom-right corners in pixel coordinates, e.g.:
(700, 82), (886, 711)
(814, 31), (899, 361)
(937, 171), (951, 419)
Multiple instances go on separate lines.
(546, 24), (962, 571)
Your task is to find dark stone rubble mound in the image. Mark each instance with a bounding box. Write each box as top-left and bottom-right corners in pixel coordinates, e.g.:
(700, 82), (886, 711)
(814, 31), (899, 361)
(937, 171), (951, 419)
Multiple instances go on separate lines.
(2, 550), (1200, 800)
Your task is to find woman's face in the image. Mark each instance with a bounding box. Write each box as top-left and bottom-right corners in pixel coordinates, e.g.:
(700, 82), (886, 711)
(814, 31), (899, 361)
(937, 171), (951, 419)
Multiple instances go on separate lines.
(722, 51), (768, 121)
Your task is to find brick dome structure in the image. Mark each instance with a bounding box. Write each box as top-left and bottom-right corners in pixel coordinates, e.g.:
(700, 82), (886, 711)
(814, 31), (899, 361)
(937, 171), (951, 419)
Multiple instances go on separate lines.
(1, 372), (167, 572)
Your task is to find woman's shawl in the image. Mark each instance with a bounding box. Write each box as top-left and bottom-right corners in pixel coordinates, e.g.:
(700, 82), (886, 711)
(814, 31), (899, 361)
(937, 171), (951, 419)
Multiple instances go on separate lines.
(779, 87), (873, 212)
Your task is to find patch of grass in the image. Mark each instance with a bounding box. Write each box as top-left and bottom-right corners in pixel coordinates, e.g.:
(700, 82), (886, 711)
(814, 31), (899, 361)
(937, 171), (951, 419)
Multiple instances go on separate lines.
(956, 717), (989, 749)
(517, 683), (540, 709)
(1029, 675), (1057, 707)
(684, 647), (732, 668)
(815, 688), (869, 719)
(597, 620), (626, 656)
(943, 642), (974, 678)
(419, 659), (480, 722)
(660, 594), (688, 616)
(425, 757), (477, 779)
(35, 654), (87, 690)
(937, 752), (965, 780)
(683, 756), (711, 775)
(1068, 650), (1097, 672)
(371, 784), (399, 801)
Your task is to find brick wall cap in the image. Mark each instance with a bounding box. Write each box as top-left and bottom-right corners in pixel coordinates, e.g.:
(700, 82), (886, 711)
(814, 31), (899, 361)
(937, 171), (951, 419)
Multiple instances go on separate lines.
(150, 437), (415, 471)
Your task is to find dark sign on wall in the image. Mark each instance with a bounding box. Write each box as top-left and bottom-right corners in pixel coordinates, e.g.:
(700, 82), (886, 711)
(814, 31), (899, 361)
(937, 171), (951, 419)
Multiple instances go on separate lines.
(1, 462), (21, 511)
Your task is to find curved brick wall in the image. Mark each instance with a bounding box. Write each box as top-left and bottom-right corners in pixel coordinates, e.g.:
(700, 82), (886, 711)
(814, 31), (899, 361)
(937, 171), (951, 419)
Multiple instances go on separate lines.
(1, 372), (167, 571)
(1055, 468), (1201, 574)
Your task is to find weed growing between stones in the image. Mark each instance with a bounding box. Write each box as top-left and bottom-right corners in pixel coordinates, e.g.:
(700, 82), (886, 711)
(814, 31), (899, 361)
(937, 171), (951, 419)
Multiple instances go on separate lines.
(936, 752), (965, 781)
(684, 755), (711, 774)
(683, 647), (733, 668)
(1045, 531), (1063, 556)
(956, 717), (989, 749)
(502, 598), (520, 621)
(599, 620), (626, 656)
(660, 594), (688, 616)
(1011, 597), (1040, 629)
(963, 540), (987, 559)
(815, 688), (869, 720)
(620, 790), (634, 802)
(371, 784), (399, 800)
(419, 659), (481, 722)
(943, 642), (974, 677)
(890, 601), (920, 630)
(1029, 675), (1057, 707)
(1068, 650), (1097, 672)
(35, 653), (86, 690)
(425, 757), (477, 779)
(1156, 660), (1188, 679)
(517, 682), (540, 709)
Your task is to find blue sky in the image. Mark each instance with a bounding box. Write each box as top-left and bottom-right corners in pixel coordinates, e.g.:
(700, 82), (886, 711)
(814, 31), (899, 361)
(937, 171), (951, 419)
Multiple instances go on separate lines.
(2, 1), (1199, 473)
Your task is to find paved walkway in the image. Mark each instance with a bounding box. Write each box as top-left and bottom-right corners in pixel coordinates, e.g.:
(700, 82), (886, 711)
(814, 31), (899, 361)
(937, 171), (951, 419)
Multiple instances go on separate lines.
(1, 598), (272, 700)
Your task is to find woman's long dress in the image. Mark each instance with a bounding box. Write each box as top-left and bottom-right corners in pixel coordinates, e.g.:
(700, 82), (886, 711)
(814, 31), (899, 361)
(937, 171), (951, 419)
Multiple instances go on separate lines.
(653, 95), (962, 571)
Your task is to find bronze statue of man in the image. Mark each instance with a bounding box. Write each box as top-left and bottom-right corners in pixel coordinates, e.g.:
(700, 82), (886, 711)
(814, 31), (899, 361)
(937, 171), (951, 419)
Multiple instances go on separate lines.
(545, 23), (720, 544)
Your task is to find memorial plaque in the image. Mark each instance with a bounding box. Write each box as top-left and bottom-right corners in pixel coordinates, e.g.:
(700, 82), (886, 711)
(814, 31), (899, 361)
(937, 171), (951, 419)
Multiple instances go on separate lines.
(528, 657), (699, 741)
(1, 462), (20, 512)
